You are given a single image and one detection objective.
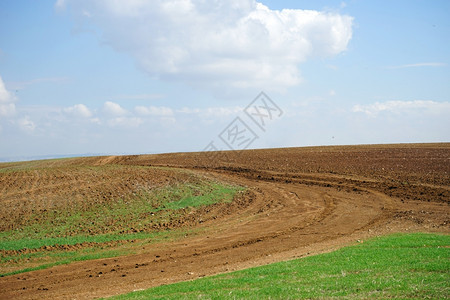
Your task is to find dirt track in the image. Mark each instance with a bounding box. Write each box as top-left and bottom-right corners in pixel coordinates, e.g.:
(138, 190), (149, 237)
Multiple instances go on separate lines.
(0, 144), (449, 299)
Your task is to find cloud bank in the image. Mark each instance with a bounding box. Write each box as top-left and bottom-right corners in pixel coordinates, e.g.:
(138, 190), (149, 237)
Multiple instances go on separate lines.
(0, 76), (16, 117)
(56, 0), (353, 91)
(352, 100), (450, 116)
(2, 95), (449, 160)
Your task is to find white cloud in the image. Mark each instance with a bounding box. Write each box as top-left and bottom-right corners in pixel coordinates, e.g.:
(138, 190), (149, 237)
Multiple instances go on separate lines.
(386, 62), (447, 69)
(0, 103), (15, 117)
(17, 116), (36, 133)
(0, 76), (16, 117)
(107, 117), (143, 128)
(352, 100), (450, 116)
(135, 106), (174, 117)
(63, 104), (93, 118)
(102, 101), (128, 116)
(178, 106), (243, 118)
(59, 0), (353, 91)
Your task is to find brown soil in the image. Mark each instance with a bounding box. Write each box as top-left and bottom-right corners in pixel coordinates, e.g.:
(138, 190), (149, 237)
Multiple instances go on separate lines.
(0, 164), (192, 232)
(0, 143), (449, 299)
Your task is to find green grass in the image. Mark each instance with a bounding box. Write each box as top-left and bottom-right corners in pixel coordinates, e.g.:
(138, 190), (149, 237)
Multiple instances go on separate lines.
(1, 180), (241, 249)
(0, 232), (150, 252)
(0, 227), (205, 278)
(1, 247), (126, 277)
(109, 233), (450, 299)
(0, 173), (243, 276)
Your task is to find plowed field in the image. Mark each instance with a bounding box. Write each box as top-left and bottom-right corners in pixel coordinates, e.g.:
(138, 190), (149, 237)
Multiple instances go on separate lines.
(0, 143), (448, 299)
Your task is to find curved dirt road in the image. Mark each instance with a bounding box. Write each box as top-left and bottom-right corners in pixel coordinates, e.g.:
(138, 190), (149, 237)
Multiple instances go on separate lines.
(0, 144), (449, 299)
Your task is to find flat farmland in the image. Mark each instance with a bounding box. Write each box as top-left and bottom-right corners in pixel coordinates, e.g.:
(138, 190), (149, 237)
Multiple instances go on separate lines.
(0, 143), (448, 299)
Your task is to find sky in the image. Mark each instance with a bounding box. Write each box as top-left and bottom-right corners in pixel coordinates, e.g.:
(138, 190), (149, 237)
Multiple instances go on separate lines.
(0, 0), (449, 161)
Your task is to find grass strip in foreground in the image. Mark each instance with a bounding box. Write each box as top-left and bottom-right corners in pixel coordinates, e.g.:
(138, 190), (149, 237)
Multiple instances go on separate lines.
(110, 233), (449, 299)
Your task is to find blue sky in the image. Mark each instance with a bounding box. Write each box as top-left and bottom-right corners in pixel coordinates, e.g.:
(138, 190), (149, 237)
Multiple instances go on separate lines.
(0, 0), (449, 161)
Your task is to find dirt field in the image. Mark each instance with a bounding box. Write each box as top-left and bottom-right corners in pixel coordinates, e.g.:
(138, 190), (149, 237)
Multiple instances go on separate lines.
(0, 143), (449, 299)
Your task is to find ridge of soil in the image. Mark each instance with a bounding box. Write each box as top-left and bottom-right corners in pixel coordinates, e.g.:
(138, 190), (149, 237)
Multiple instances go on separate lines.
(0, 143), (448, 299)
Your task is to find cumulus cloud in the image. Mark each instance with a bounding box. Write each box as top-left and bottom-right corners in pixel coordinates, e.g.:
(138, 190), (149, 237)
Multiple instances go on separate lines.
(0, 76), (16, 117)
(352, 100), (450, 116)
(57, 0), (353, 91)
(102, 101), (128, 116)
(63, 104), (93, 118)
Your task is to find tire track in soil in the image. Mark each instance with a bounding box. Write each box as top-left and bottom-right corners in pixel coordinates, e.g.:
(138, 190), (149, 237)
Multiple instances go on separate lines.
(0, 170), (427, 300)
(0, 145), (448, 299)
